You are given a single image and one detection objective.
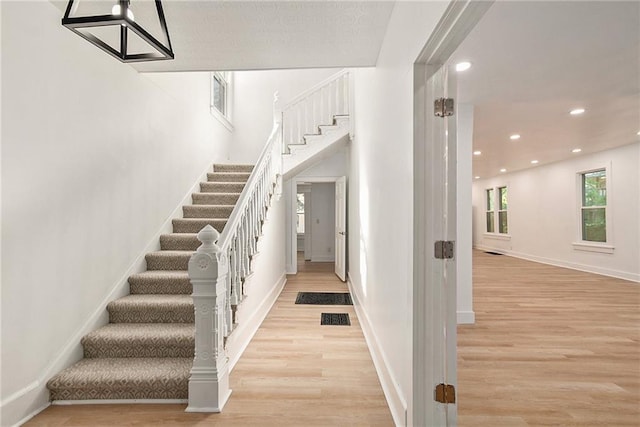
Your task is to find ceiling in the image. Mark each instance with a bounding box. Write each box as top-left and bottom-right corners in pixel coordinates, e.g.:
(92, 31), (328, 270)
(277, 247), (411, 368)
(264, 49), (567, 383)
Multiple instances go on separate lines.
(450, 1), (640, 180)
(59, 0), (395, 72)
(52, 1), (638, 179)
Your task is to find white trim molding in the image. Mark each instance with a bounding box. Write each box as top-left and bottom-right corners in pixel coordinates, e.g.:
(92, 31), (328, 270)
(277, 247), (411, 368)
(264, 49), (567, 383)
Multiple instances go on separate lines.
(484, 233), (511, 241)
(572, 241), (615, 254)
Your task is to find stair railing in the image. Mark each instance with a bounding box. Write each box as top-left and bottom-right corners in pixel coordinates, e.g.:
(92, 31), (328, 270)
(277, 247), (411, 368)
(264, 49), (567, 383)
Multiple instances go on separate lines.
(186, 94), (283, 413)
(281, 69), (350, 153)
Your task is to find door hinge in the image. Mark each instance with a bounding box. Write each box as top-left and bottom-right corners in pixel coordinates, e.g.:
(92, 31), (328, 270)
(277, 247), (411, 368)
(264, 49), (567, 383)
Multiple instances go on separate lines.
(434, 98), (455, 117)
(434, 383), (456, 404)
(434, 240), (455, 259)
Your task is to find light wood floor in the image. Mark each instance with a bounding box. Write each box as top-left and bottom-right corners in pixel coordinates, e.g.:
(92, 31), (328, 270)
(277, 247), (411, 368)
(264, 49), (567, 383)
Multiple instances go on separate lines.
(24, 251), (640, 426)
(26, 256), (393, 426)
(458, 250), (640, 426)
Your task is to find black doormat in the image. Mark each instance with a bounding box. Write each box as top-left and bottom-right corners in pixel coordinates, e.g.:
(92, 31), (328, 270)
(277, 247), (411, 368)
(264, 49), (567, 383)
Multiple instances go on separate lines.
(485, 251), (504, 255)
(295, 292), (353, 305)
(321, 313), (351, 326)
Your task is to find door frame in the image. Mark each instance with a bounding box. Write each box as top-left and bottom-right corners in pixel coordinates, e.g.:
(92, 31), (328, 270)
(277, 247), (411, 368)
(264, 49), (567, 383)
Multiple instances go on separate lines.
(412, 1), (493, 426)
(286, 176), (345, 275)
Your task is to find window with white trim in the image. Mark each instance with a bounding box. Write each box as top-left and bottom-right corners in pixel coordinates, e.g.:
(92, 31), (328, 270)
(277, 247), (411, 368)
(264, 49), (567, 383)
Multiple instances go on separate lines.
(486, 188), (495, 233)
(296, 193), (305, 234)
(498, 186), (508, 234)
(210, 71), (232, 129)
(486, 186), (508, 234)
(580, 169), (607, 242)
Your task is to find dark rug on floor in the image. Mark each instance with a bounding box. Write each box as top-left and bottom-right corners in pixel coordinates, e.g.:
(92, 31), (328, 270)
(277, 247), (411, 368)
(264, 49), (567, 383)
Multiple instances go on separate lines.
(295, 292), (353, 305)
(321, 313), (351, 326)
(485, 251), (504, 255)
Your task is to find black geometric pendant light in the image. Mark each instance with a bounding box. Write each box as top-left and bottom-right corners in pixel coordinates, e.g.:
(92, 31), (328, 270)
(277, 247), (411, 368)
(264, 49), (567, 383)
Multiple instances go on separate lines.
(62, 0), (174, 63)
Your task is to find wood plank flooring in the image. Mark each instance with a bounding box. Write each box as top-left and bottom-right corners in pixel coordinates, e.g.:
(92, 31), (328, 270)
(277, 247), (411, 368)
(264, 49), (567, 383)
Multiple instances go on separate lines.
(24, 250), (640, 426)
(458, 250), (640, 426)
(26, 257), (393, 426)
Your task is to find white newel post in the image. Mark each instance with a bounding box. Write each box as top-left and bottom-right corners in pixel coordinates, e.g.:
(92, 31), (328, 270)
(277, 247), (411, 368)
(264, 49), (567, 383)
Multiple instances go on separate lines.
(186, 225), (232, 413)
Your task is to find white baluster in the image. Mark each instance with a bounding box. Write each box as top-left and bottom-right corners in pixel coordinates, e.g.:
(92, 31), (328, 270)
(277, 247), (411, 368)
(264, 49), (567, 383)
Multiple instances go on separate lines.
(343, 73), (349, 115)
(187, 225), (231, 413)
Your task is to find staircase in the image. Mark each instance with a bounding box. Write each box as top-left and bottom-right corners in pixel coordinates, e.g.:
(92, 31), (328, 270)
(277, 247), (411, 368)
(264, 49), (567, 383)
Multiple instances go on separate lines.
(46, 164), (253, 402)
(280, 69), (351, 179)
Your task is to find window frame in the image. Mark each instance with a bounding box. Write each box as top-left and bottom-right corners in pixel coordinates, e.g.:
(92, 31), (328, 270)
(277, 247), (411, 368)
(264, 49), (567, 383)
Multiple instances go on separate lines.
(484, 185), (510, 238)
(498, 186), (508, 234)
(296, 192), (305, 235)
(485, 188), (495, 233)
(573, 164), (614, 254)
(210, 71), (233, 131)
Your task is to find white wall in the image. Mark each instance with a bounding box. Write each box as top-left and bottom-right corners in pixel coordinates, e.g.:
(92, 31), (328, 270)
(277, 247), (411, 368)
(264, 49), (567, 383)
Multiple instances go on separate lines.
(473, 143), (640, 282)
(310, 183), (336, 262)
(346, 2), (450, 426)
(456, 105), (475, 324)
(231, 68), (338, 163)
(1, 2), (232, 425)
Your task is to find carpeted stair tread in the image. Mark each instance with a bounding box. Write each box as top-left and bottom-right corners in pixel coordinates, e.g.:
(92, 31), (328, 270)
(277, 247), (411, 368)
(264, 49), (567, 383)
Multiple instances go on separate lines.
(46, 162), (255, 403)
(213, 163), (253, 173)
(182, 205), (235, 218)
(191, 192), (241, 205)
(207, 172), (251, 182)
(129, 270), (191, 294)
(47, 357), (191, 400)
(82, 323), (195, 358)
(172, 218), (227, 234)
(200, 182), (245, 193)
(107, 295), (194, 323)
(159, 233), (200, 251)
(146, 250), (193, 271)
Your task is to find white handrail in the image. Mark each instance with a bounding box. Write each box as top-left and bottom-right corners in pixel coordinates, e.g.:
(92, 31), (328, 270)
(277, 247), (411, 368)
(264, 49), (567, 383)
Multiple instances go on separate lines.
(218, 121), (281, 251)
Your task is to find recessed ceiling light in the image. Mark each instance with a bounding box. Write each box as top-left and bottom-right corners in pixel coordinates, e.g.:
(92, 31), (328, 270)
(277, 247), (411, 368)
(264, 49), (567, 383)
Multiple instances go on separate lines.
(570, 108), (585, 115)
(510, 134), (521, 140)
(500, 168), (507, 173)
(572, 148), (582, 153)
(531, 160), (539, 164)
(475, 176), (480, 179)
(455, 61), (472, 72)
(637, 131), (640, 136)
(473, 150), (482, 156)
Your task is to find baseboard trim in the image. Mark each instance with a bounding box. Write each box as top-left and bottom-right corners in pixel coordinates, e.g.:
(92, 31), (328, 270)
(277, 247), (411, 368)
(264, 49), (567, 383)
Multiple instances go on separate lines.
(0, 162), (217, 427)
(475, 245), (640, 283)
(347, 274), (408, 427)
(53, 399), (187, 405)
(457, 310), (476, 324)
(227, 273), (287, 371)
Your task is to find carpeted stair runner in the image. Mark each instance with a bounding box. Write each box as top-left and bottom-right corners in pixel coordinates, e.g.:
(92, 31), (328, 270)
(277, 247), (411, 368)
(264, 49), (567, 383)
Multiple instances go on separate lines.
(47, 164), (253, 401)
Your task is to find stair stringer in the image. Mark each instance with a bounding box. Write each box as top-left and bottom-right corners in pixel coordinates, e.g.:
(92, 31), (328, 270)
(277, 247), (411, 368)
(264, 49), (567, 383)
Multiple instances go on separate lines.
(283, 127), (350, 181)
(4, 160), (219, 420)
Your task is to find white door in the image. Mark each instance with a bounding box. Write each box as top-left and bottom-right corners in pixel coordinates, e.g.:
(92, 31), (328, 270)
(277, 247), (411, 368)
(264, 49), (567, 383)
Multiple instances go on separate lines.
(334, 176), (347, 281)
(413, 63), (458, 426)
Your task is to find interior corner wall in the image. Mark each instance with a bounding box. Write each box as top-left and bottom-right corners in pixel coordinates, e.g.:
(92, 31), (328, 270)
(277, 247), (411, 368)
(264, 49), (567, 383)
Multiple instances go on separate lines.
(472, 143), (640, 282)
(346, 2), (450, 426)
(230, 68), (338, 164)
(1, 2), (232, 425)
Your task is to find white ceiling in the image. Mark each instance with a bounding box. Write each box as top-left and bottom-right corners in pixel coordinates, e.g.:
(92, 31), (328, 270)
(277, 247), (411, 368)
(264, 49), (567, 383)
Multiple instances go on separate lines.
(127, 0), (396, 72)
(449, 1), (640, 180)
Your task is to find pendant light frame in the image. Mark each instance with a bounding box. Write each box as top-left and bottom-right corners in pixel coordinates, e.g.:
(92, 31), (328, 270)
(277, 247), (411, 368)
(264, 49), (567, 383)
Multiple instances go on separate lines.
(62, 0), (174, 63)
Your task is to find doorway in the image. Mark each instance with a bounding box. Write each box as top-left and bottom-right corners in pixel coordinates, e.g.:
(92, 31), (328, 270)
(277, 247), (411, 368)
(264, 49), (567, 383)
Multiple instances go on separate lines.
(286, 176), (347, 281)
